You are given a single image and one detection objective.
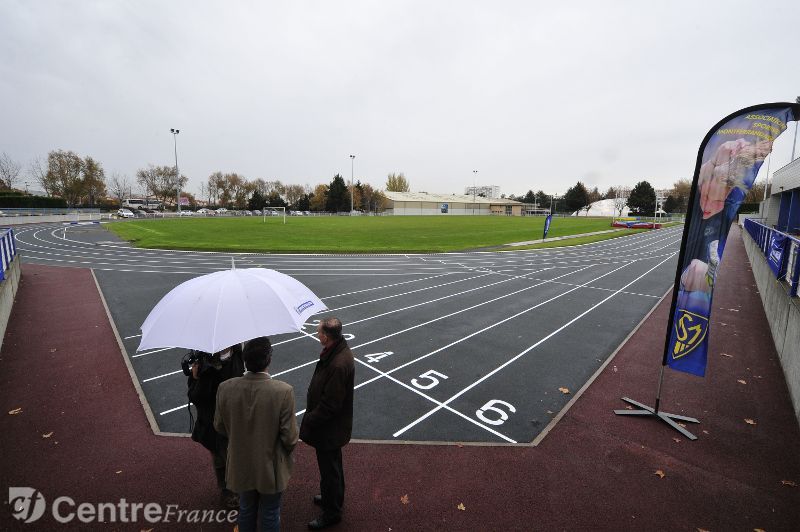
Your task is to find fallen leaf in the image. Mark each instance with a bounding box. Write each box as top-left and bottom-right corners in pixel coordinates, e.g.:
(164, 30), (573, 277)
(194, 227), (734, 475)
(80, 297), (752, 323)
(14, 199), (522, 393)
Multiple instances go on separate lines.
(654, 470), (665, 479)
(546, 410), (554, 414)
(702, 430), (709, 435)
(625, 405), (633, 410)
(141, 529), (154, 532)
(672, 438), (681, 443)
(42, 432), (53, 438)
(780, 480), (796, 487)
(8, 408), (22, 415)
(457, 503), (466, 511)
(737, 379), (747, 385)
(720, 353), (733, 357)
(400, 494), (409, 504)
(727, 308), (739, 312)
(745, 418), (757, 425)
(116, 470), (122, 474)
(697, 528), (711, 532)
(558, 387), (570, 394)
(754, 529), (766, 532)
(50, 348), (57, 353)
(677, 423), (687, 428)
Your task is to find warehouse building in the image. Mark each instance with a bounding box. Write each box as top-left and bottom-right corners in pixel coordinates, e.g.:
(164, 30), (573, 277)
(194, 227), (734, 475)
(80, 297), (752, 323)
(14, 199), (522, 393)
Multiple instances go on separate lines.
(383, 191), (524, 216)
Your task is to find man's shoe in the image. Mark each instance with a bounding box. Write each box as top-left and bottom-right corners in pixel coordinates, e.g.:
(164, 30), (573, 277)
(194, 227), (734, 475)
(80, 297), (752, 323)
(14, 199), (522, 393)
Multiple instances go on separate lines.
(308, 515), (341, 530)
(312, 494), (323, 506)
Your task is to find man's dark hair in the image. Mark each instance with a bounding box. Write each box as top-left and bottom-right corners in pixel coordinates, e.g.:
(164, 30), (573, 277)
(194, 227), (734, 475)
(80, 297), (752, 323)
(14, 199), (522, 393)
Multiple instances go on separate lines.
(243, 337), (272, 372)
(319, 317), (343, 340)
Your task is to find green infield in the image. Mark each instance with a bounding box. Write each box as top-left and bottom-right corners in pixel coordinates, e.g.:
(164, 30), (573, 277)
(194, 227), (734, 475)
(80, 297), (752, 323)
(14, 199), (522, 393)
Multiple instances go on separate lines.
(106, 215), (646, 253)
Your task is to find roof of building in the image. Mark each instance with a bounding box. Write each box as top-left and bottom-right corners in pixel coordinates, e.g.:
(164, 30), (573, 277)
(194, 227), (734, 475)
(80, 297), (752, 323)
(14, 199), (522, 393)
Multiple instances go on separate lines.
(384, 191), (521, 204)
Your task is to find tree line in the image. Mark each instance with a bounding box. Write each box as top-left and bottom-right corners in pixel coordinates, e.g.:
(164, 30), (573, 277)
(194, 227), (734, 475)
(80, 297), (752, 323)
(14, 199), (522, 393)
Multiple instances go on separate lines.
(0, 150), (417, 212)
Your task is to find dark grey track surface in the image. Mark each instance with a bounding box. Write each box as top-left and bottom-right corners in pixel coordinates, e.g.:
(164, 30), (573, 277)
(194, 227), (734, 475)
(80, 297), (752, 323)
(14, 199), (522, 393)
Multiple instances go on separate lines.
(15, 221), (682, 444)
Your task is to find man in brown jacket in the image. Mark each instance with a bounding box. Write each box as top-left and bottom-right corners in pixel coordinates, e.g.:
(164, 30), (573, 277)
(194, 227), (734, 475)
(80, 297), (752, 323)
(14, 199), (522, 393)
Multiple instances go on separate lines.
(299, 317), (355, 530)
(215, 337), (298, 532)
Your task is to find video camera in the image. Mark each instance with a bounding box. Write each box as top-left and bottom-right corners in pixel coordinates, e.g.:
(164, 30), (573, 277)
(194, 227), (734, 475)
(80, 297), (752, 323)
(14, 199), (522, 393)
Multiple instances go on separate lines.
(181, 350), (203, 376)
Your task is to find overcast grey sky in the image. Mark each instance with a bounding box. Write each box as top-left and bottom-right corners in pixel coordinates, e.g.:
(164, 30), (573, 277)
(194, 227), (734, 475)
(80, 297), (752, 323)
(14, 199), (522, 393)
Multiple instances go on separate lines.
(2, 0), (799, 198)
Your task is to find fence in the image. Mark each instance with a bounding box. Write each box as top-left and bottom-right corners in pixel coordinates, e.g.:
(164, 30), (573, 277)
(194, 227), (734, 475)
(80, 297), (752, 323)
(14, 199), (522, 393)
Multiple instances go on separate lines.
(743, 218), (800, 297)
(1, 228), (16, 282)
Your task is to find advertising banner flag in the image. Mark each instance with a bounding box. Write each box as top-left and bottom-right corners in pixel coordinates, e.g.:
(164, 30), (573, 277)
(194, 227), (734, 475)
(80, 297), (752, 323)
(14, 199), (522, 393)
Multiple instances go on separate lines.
(543, 214), (553, 239)
(664, 103), (800, 377)
(767, 233), (787, 277)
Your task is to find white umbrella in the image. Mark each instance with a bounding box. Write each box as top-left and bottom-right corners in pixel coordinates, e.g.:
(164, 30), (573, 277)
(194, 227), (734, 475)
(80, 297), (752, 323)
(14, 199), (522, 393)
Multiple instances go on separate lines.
(138, 267), (327, 353)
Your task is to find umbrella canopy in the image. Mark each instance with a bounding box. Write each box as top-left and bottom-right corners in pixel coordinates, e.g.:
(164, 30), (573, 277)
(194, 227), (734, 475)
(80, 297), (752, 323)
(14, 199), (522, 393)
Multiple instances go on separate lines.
(138, 268), (327, 353)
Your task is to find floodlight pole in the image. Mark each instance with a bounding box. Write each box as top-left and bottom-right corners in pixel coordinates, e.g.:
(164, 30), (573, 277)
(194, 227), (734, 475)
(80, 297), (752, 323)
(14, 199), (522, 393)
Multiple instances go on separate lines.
(350, 155), (355, 214)
(792, 96), (800, 161)
(472, 170), (478, 215)
(171, 128), (180, 212)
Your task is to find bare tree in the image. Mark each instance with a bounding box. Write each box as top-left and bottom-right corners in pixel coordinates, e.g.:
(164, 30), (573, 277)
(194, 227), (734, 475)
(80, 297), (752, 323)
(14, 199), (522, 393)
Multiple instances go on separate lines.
(0, 152), (22, 189)
(82, 156), (106, 206)
(108, 172), (132, 205)
(284, 184), (305, 208)
(30, 156), (53, 195)
(613, 186), (630, 217)
(137, 164), (188, 206)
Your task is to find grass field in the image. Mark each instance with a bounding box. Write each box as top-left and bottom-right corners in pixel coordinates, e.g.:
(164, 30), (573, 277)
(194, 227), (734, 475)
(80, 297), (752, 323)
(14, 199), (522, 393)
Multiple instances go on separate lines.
(106, 215), (648, 253)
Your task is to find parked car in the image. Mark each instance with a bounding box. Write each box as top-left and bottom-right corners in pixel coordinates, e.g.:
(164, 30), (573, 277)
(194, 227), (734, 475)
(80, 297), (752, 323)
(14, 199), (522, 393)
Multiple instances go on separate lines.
(196, 208), (213, 215)
(178, 210), (193, 216)
(216, 208), (228, 214)
(252, 209), (262, 215)
(117, 208), (135, 218)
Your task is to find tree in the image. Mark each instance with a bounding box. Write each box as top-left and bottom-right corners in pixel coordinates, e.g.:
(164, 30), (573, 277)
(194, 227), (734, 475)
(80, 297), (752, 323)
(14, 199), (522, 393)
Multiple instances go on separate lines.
(137, 164), (187, 207)
(580, 186), (602, 215)
(296, 193), (311, 211)
(522, 190), (536, 204)
(627, 180), (657, 217)
(0, 152), (22, 190)
(744, 181), (766, 203)
(603, 187), (617, 200)
(82, 156), (106, 206)
(563, 181), (590, 214)
(309, 184), (328, 211)
(284, 184), (305, 209)
(248, 189), (266, 211)
(266, 191), (288, 208)
(386, 172), (410, 192)
(46, 150), (84, 207)
(668, 178), (691, 213)
(535, 190), (550, 208)
(613, 186), (630, 216)
(326, 174), (348, 212)
(663, 195), (679, 213)
(358, 183), (386, 213)
(107, 172), (131, 206)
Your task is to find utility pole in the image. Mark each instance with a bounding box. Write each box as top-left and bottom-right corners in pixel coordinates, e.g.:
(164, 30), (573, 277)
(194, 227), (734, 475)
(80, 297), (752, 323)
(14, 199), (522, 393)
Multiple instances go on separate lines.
(349, 155), (355, 214)
(472, 170), (478, 215)
(171, 128), (180, 212)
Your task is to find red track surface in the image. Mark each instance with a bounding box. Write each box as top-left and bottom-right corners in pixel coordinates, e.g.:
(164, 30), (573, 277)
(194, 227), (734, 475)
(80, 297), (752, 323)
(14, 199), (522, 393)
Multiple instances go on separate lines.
(2, 226), (799, 530)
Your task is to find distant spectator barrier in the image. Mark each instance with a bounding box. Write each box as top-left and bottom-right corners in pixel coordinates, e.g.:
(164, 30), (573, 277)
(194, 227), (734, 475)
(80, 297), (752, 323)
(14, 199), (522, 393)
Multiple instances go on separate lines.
(744, 218), (800, 297)
(1, 228), (16, 282)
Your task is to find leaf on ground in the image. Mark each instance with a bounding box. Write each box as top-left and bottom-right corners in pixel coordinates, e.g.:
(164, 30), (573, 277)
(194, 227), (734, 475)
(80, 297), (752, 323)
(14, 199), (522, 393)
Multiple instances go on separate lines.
(697, 528), (711, 532)
(625, 405), (633, 410)
(672, 438), (681, 443)
(677, 423), (687, 428)
(780, 480), (796, 487)
(702, 430), (709, 435)
(42, 432), (53, 438)
(720, 353), (733, 357)
(400, 494), (409, 504)
(457, 503), (466, 511)
(727, 308), (739, 312)
(50, 348), (57, 353)
(141, 529), (154, 532)
(546, 410), (554, 414)
(737, 379), (747, 385)
(116, 470), (123, 474)
(744, 418), (757, 425)
(754, 529), (766, 532)
(654, 470), (666, 479)
(8, 408), (22, 415)
(558, 387), (570, 394)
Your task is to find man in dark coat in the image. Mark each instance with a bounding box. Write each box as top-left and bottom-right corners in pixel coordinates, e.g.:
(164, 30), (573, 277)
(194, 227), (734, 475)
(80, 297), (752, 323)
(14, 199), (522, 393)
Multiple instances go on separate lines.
(187, 344), (244, 509)
(299, 317), (354, 530)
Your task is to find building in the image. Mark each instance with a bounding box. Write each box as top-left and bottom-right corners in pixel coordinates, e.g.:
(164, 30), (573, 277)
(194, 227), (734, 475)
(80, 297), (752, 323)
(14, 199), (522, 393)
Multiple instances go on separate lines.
(464, 185), (501, 199)
(762, 157), (800, 234)
(384, 191), (523, 216)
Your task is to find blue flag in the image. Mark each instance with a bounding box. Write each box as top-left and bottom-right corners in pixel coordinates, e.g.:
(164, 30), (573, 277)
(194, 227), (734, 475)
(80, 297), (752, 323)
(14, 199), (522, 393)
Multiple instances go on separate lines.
(665, 103), (799, 377)
(543, 214), (553, 239)
(767, 233), (787, 277)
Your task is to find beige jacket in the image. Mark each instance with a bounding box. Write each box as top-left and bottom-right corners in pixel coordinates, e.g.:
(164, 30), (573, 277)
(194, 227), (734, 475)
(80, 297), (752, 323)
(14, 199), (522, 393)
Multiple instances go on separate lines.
(214, 372), (298, 494)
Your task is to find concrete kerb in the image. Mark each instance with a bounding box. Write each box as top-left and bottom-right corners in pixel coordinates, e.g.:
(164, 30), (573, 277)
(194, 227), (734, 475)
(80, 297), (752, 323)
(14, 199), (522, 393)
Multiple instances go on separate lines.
(0, 257), (21, 353)
(90, 268), (189, 438)
(504, 229), (623, 247)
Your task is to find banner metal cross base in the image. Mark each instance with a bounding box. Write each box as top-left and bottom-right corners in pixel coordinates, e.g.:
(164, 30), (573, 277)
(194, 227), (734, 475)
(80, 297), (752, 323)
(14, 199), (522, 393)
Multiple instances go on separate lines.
(614, 396), (700, 440)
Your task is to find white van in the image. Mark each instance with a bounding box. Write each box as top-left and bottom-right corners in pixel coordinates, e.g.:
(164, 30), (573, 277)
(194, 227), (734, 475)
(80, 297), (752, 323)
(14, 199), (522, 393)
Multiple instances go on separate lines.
(123, 198), (162, 210)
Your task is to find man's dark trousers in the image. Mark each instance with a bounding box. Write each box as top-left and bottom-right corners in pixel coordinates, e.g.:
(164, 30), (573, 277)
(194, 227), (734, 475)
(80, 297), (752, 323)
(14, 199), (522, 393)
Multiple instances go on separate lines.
(316, 448), (344, 519)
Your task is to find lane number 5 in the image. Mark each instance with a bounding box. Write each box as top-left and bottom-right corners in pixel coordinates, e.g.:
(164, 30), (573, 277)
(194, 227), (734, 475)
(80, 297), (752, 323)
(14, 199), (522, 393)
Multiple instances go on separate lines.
(411, 370), (449, 390)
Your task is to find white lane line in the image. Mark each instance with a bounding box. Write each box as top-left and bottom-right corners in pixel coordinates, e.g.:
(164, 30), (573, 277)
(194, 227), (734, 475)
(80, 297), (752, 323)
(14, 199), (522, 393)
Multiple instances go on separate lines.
(124, 334), (142, 339)
(322, 272), (454, 299)
(160, 403), (191, 415)
(142, 369), (184, 382)
(353, 358), (516, 443)
(132, 347), (173, 358)
(353, 257), (638, 392)
(392, 252), (677, 438)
